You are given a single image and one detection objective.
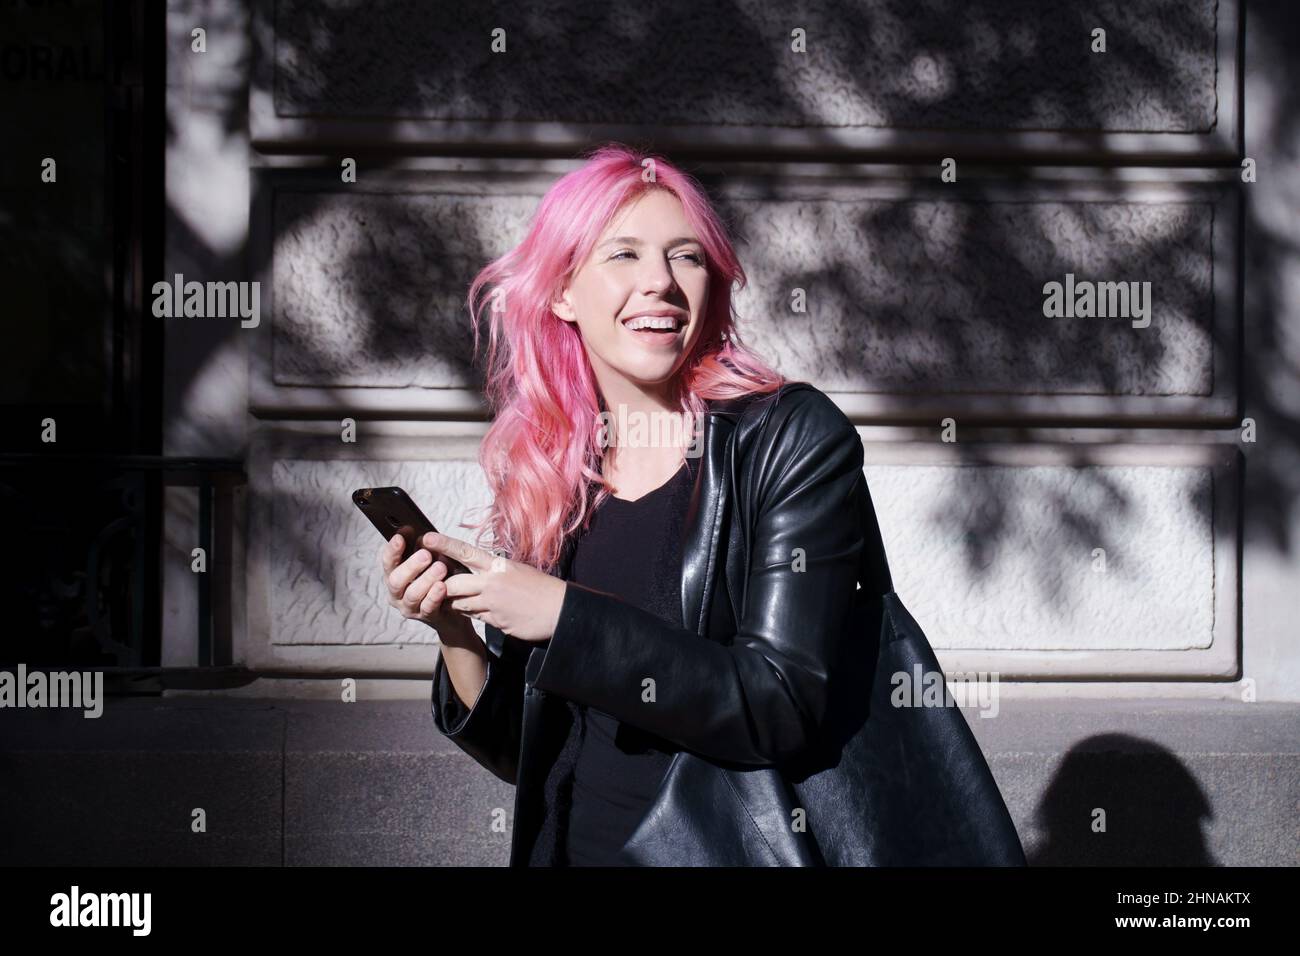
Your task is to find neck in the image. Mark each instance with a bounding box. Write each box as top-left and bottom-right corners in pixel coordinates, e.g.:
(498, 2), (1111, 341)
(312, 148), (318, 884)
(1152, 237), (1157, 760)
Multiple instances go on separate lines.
(595, 369), (693, 451)
(596, 375), (677, 422)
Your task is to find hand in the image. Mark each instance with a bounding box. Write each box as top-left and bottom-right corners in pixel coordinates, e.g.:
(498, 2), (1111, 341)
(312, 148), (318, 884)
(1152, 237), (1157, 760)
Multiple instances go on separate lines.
(423, 531), (567, 644)
(379, 533), (474, 641)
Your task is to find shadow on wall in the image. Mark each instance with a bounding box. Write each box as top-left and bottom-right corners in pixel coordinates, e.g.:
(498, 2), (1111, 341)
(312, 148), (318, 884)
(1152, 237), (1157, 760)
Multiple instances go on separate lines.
(161, 0), (1300, 613)
(1027, 734), (1215, 866)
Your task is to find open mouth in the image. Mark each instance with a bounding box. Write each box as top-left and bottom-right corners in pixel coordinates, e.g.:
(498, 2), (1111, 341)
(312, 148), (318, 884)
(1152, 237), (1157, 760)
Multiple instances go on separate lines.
(621, 315), (686, 343)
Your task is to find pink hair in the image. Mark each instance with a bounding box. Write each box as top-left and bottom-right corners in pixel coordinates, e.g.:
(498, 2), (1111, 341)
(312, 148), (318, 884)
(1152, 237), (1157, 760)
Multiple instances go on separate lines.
(460, 142), (787, 572)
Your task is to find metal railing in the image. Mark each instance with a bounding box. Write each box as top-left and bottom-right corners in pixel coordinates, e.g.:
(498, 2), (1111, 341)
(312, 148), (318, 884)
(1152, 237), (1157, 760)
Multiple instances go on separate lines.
(0, 454), (246, 687)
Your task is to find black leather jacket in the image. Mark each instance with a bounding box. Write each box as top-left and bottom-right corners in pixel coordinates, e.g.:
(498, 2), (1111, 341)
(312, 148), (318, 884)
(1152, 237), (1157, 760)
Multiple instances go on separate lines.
(432, 381), (873, 865)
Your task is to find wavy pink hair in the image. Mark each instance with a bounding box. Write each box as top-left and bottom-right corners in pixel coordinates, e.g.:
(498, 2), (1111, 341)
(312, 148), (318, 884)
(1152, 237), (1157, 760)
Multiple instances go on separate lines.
(460, 142), (786, 572)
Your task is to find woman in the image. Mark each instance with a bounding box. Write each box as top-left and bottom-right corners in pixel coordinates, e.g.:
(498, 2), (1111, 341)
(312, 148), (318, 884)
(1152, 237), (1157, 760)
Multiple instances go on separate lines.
(381, 143), (872, 866)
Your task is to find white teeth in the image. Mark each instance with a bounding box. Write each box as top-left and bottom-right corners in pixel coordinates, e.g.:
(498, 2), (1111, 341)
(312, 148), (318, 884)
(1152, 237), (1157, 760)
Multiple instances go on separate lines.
(624, 316), (681, 331)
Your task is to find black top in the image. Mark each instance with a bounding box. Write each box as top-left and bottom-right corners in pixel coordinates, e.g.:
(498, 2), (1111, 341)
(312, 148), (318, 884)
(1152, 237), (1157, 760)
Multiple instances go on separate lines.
(562, 456), (697, 866)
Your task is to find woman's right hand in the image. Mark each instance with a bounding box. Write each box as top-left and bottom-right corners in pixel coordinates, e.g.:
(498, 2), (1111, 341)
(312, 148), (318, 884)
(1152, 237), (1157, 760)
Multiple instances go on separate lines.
(381, 533), (474, 641)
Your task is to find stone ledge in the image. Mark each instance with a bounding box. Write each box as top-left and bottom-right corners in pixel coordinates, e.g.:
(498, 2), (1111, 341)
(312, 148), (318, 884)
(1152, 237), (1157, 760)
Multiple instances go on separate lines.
(0, 698), (1294, 866)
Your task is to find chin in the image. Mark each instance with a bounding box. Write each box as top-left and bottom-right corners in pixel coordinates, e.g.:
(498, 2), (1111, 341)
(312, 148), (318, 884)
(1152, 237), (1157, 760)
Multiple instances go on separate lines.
(621, 358), (682, 380)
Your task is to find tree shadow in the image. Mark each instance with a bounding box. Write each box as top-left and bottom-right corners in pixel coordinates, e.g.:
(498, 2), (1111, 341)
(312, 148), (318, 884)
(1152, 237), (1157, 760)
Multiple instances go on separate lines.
(153, 0), (1296, 656)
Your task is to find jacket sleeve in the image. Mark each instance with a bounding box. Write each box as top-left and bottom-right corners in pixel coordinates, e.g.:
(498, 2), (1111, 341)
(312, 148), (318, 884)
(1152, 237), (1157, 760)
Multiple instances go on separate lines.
(431, 622), (528, 785)
(528, 390), (866, 767)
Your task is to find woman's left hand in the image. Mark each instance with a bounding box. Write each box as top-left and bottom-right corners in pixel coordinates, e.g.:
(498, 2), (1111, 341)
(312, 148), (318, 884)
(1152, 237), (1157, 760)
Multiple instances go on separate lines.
(422, 531), (567, 643)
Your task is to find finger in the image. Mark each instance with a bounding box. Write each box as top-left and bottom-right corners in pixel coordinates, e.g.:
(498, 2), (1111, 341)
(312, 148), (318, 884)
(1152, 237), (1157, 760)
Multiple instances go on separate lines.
(441, 570), (485, 601)
(421, 531), (492, 573)
(398, 545), (435, 577)
(388, 547), (432, 599)
(449, 598), (484, 618)
(380, 533), (405, 574)
(403, 562), (442, 609)
(419, 577), (448, 615)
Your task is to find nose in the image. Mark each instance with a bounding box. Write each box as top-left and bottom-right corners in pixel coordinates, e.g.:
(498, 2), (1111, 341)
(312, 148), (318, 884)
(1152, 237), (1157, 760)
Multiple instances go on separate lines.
(637, 254), (678, 295)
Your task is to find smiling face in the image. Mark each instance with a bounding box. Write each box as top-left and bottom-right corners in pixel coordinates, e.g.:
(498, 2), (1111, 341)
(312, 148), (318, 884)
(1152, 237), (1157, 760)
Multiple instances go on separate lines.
(551, 189), (710, 398)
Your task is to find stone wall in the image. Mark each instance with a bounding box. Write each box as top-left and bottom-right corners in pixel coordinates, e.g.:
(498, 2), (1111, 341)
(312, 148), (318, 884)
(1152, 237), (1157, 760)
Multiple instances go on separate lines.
(161, 0), (1294, 698)
(139, 0), (1300, 864)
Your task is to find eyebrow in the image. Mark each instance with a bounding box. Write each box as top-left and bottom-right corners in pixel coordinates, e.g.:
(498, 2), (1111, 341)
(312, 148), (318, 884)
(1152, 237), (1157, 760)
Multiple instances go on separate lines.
(597, 235), (703, 249)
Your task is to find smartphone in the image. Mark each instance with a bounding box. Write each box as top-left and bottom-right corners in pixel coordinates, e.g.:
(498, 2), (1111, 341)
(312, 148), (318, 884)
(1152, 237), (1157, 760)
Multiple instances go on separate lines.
(352, 486), (471, 576)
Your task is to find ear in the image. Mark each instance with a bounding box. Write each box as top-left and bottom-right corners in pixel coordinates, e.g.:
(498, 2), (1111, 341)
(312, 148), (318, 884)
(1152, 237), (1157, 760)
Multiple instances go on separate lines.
(551, 288), (577, 324)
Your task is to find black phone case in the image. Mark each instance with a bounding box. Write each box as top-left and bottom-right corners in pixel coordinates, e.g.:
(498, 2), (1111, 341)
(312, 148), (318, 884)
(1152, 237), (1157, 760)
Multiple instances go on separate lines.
(352, 486), (471, 575)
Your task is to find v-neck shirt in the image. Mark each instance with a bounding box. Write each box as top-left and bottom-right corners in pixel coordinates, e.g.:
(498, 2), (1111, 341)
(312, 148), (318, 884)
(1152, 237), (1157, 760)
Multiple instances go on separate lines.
(562, 455), (697, 866)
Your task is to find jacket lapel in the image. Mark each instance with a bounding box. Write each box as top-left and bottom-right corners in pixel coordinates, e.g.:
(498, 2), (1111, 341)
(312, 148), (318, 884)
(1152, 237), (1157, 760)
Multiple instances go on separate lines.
(679, 408), (735, 637)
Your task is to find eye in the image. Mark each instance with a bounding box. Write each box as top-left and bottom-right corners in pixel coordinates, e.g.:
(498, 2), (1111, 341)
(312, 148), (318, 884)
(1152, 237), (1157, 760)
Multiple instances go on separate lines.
(610, 250), (704, 264)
